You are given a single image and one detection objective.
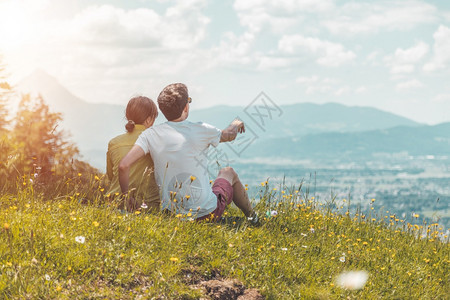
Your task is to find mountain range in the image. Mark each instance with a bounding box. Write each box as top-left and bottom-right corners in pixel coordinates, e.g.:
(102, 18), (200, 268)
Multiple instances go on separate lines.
(244, 122), (450, 161)
(16, 70), (445, 171)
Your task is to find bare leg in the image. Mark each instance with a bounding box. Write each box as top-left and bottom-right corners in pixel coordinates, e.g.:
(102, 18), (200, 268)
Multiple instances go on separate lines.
(217, 167), (253, 217)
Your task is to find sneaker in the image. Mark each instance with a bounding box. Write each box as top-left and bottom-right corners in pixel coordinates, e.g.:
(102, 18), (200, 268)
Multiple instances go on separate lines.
(247, 212), (260, 225)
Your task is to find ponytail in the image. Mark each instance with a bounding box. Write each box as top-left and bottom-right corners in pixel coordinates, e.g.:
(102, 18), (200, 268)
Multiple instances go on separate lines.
(125, 120), (135, 132)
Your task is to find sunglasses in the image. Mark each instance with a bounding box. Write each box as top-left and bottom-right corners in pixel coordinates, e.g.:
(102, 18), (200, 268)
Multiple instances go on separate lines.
(187, 97), (192, 103)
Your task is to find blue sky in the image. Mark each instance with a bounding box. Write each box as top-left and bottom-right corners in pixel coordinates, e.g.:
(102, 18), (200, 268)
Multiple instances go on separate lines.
(1, 0), (450, 124)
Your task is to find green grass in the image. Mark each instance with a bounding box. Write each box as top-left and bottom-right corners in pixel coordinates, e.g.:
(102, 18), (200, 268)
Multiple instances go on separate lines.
(1, 182), (449, 299)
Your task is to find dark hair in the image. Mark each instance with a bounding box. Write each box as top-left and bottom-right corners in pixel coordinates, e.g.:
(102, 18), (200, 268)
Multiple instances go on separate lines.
(125, 96), (158, 132)
(157, 83), (189, 121)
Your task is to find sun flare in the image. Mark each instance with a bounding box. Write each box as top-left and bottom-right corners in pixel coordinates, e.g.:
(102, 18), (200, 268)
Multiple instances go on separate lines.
(0, 2), (34, 50)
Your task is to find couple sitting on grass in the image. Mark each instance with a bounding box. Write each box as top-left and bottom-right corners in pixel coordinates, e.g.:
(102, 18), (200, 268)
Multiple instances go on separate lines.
(106, 83), (258, 223)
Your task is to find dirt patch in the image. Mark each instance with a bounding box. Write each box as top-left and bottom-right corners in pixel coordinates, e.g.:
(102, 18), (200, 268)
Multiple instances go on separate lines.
(191, 278), (264, 300)
(198, 279), (244, 300)
(180, 266), (221, 285)
(237, 288), (265, 300)
(181, 267), (264, 299)
(199, 279), (264, 300)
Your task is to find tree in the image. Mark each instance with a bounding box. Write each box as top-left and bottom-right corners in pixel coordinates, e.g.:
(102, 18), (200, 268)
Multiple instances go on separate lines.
(0, 62), (99, 195)
(0, 56), (14, 188)
(0, 56), (12, 132)
(13, 94), (79, 181)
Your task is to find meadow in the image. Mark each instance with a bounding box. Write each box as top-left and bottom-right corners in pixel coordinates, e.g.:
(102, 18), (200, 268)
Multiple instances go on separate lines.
(0, 176), (449, 299)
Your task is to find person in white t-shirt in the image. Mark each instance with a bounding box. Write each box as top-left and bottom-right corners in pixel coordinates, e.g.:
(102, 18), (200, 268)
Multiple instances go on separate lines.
(118, 83), (258, 222)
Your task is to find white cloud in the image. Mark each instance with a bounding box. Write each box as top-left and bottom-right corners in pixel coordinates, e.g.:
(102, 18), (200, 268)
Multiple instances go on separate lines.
(394, 42), (429, 64)
(335, 87), (351, 96)
(355, 86), (367, 94)
(279, 35), (356, 67)
(1, 1), (215, 104)
(69, 3), (209, 50)
(296, 75), (363, 96)
(0, 0), (52, 50)
(323, 78), (339, 85)
(233, 0), (334, 33)
(1, 0), (449, 125)
(69, 6), (161, 47)
(232, 0), (439, 40)
(423, 25), (450, 72)
(297, 75), (335, 94)
(384, 41), (429, 74)
(306, 85), (332, 95)
(257, 56), (293, 70)
(1, 1), (210, 52)
(211, 32), (256, 67)
(296, 75), (320, 84)
(390, 64), (415, 74)
(366, 51), (380, 64)
(433, 94), (450, 103)
(233, 9), (297, 34)
(444, 12), (450, 21)
(396, 79), (424, 90)
(234, 0), (334, 13)
(323, 1), (438, 36)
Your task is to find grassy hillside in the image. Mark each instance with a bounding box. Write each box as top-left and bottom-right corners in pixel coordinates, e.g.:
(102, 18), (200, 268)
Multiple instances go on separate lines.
(1, 181), (448, 299)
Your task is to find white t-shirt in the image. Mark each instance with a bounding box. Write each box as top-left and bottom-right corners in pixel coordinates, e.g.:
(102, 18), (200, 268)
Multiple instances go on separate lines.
(135, 120), (222, 218)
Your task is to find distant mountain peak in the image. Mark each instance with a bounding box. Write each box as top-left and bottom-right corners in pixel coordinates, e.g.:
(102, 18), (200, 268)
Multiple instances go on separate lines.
(17, 68), (86, 107)
(28, 68), (54, 78)
(19, 68), (61, 88)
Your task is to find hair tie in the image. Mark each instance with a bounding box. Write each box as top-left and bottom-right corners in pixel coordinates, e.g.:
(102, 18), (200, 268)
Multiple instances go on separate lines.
(125, 119), (136, 132)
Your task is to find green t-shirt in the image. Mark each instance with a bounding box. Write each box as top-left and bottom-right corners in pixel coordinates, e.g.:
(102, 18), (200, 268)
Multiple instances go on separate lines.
(106, 124), (160, 209)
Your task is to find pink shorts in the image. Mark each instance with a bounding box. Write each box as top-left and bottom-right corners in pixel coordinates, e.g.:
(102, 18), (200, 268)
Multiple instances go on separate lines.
(197, 178), (233, 221)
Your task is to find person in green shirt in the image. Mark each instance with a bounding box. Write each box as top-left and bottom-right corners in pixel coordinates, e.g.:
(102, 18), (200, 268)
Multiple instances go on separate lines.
(106, 96), (160, 211)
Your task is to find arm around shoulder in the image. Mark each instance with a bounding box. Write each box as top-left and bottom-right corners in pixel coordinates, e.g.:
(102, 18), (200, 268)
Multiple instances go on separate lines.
(118, 144), (146, 194)
(106, 150), (113, 181)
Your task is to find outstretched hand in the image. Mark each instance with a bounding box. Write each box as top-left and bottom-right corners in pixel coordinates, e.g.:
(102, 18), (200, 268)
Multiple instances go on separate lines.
(221, 119), (245, 143)
(231, 119), (245, 134)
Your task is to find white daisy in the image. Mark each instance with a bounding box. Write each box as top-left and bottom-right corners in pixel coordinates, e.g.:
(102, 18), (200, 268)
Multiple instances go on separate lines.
(75, 236), (85, 244)
(336, 270), (369, 290)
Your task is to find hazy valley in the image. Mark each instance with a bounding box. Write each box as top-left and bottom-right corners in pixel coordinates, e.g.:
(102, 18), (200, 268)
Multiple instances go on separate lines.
(15, 70), (450, 229)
